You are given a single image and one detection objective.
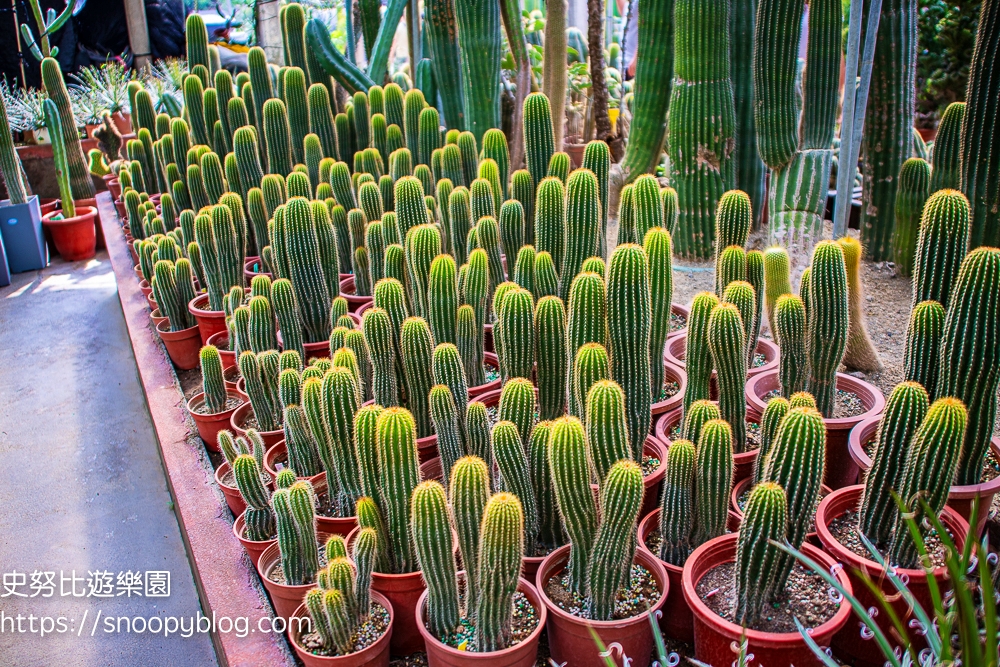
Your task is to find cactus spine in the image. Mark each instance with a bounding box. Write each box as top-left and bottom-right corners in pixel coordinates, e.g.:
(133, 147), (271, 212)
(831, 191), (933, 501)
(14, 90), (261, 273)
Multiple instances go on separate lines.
(892, 158), (931, 277)
(805, 241), (849, 417)
(454, 0), (502, 145)
(733, 482), (788, 625)
(411, 481), (461, 638)
(707, 302), (747, 451)
(774, 294), (807, 396)
(645, 228), (673, 401)
(547, 417), (598, 594)
(560, 169), (601, 304)
(930, 102), (965, 192)
(912, 189), (971, 311)
(904, 300), (945, 398)
(683, 292), (719, 412)
(272, 480), (320, 586)
(374, 408), (422, 572)
(588, 460), (643, 620)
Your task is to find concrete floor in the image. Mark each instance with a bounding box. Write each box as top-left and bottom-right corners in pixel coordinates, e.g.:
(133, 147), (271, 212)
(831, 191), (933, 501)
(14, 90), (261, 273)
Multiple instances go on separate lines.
(0, 253), (217, 666)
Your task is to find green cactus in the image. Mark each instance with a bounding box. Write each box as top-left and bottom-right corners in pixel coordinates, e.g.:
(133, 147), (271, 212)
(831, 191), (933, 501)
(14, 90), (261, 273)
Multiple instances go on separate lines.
(533, 251), (558, 300)
(890, 397), (967, 567)
(547, 152), (570, 183)
(453, 0), (502, 145)
(632, 174), (663, 245)
(585, 379), (633, 486)
(560, 169), (601, 304)
(693, 419), (735, 545)
(658, 438), (695, 565)
(573, 343), (610, 422)
(262, 99), (293, 176)
(233, 127), (265, 199)
(282, 197), (332, 343)
(492, 420), (538, 554)
(374, 407), (422, 572)
(680, 401), (719, 447)
(644, 228), (673, 402)
(804, 241), (849, 417)
(473, 492), (524, 651)
(233, 454), (275, 540)
(581, 141), (611, 257)
(930, 102), (964, 192)
(152, 260), (197, 331)
(531, 295), (567, 420)
(762, 247), (791, 332)
(566, 272), (607, 417)
(445, 456), (489, 612)
(892, 158), (931, 277)
(733, 481), (788, 625)
(513, 245), (535, 295)
(912, 189), (971, 311)
(706, 303), (747, 451)
(411, 480), (461, 638)
(247, 295), (278, 353)
(40, 58), (94, 199)
(418, 107), (442, 169)
(455, 304), (483, 386)
(400, 317), (435, 438)
(903, 300), (945, 398)
(424, 255), (458, 347)
(395, 175), (427, 240)
(497, 378), (536, 453)
(547, 416), (598, 594)
(362, 307), (401, 407)
(773, 294), (807, 397)
(523, 93), (555, 191)
(723, 280), (756, 362)
(588, 460), (643, 620)
(715, 245), (746, 298)
(271, 479), (319, 586)
(404, 224), (442, 319)
(457, 131), (479, 187)
(752, 397), (789, 485)
(495, 287), (534, 381)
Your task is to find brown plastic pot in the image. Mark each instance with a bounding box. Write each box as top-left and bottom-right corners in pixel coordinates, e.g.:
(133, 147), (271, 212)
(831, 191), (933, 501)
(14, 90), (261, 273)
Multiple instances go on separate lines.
(235, 376), (248, 401)
(215, 461), (246, 517)
(665, 335), (779, 380)
(42, 206), (97, 260)
(536, 544), (668, 667)
(650, 361), (687, 418)
(257, 534), (331, 620)
(417, 575), (545, 667)
(156, 320), (202, 370)
(206, 330), (237, 369)
(467, 352), (502, 398)
(288, 593), (393, 667)
(682, 533), (852, 667)
(848, 415), (1000, 535)
(230, 402), (284, 447)
(815, 485), (970, 666)
(636, 508), (742, 644)
(150, 308), (168, 329)
(233, 510), (276, 567)
(339, 275), (375, 312)
(244, 256), (271, 284)
(654, 408), (760, 485)
(187, 390), (244, 451)
(188, 293), (228, 344)
(277, 329), (332, 362)
(745, 370), (886, 488)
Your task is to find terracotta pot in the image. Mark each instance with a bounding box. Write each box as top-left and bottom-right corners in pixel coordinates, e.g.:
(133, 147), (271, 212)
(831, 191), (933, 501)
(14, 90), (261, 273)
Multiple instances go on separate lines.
(278, 329), (332, 362)
(654, 408), (760, 485)
(138, 278), (153, 298)
(114, 199), (126, 219)
(745, 370), (886, 488)
(848, 415), (1000, 535)
(70, 197), (104, 250)
(636, 508), (742, 644)
(128, 240), (139, 265)
(206, 330), (237, 369)
(39, 198), (59, 215)
(216, 462), (246, 517)
(150, 308), (168, 329)
(235, 377), (248, 401)
(145, 291), (157, 312)
(244, 256), (271, 284)
(668, 302), (690, 340)
(651, 360), (686, 418)
(287, 592), (393, 667)
(156, 320), (202, 370)
(683, 534), (852, 667)
(107, 177), (122, 200)
(112, 111), (132, 134)
(729, 477), (833, 541)
(257, 536), (331, 620)
(42, 206), (97, 260)
(230, 402), (284, 447)
(339, 275), (375, 312)
(467, 352), (502, 398)
(355, 300), (372, 319)
(188, 390), (244, 451)
(310, 475), (358, 537)
(233, 510), (277, 567)
(224, 364), (240, 390)
(917, 127), (937, 142)
(665, 335), (779, 380)
(815, 486), (970, 666)
(188, 293), (227, 344)
(536, 544), (668, 667)
(564, 142), (586, 169)
(418, 575), (545, 667)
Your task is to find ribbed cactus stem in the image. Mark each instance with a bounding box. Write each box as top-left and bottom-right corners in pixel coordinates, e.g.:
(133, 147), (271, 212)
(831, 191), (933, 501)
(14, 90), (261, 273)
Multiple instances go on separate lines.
(548, 416), (598, 594)
(912, 189), (971, 311)
(645, 228), (673, 402)
(375, 408), (422, 573)
(588, 460), (643, 620)
(733, 482), (788, 625)
(805, 241), (849, 417)
(492, 420), (538, 555)
(892, 158), (931, 277)
(930, 102), (964, 192)
(903, 300), (945, 398)
(272, 480), (320, 586)
(411, 481), (461, 639)
(693, 419), (734, 545)
(683, 292), (719, 412)
(560, 169), (601, 304)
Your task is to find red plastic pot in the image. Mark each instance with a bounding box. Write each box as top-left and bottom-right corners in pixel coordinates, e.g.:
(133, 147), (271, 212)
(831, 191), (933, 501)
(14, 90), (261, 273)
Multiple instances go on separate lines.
(138, 278), (153, 298)
(288, 592), (393, 667)
(848, 415), (1000, 535)
(257, 534), (331, 620)
(277, 329), (332, 362)
(106, 176), (122, 200)
(746, 370), (886, 488)
(815, 485), (970, 666)
(729, 477), (832, 542)
(651, 361), (687, 418)
(39, 197), (59, 215)
(230, 402), (284, 447)
(339, 275), (375, 312)
(114, 199), (126, 220)
(216, 461), (246, 517)
(188, 293), (228, 344)
(42, 206), (97, 260)
(536, 544), (668, 667)
(264, 440), (326, 485)
(311, 476), (358, 537)
(654, 408), (760, 485)
(665, 303), (690, 342)
(150, 308), (168, 330)
(233, 510), (277, 568)
(235, 377), (248, 401)
(467, 352), (502, 398)
(156, 320), (202, 370)
(206, 330), (237, 369)
(682, 533), (852, 667)
(244, 256), (271, 284)
(188, 390), (244, 451)
(665, 335), (779, 380)
(417, 575), (545, 667)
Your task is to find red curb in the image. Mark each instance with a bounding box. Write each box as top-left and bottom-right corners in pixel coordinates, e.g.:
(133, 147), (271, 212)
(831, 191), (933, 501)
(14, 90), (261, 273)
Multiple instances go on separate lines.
(97, 193), (296, 667)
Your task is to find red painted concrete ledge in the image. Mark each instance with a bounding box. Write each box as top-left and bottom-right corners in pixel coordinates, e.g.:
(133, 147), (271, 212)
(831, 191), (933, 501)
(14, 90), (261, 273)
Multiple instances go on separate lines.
(98, 192), (296, 667)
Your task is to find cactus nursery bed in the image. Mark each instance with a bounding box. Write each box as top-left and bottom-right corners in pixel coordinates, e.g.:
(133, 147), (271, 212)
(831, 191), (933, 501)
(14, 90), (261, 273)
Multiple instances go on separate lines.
(5, 0), (1000, 664)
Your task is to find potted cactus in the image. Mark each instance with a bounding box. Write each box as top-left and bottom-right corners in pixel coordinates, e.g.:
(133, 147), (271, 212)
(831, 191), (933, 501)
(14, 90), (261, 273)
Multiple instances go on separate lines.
(745, 241), (886, 488)
(536, 416), (668, 667)
(188, 202), (248, 344)
(288, 528), (394, 667)
(815, 392), (971, 666)
(228, 443), (278, 567)
(0, 86), (47, 274)
(186, 345), (245, 447)
(215, 428), (269, 517)
(152, 258), (201, 369)
(412, 475), (547, 667)
(230, 349), (285, 446)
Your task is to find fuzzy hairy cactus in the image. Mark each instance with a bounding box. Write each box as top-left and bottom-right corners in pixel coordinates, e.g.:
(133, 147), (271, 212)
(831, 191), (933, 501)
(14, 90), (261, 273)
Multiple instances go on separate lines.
(733, 482), (788, 625)
(411, 481), (461, 639)
(805, 241), (849, 417)
(683, 292), (720, 412)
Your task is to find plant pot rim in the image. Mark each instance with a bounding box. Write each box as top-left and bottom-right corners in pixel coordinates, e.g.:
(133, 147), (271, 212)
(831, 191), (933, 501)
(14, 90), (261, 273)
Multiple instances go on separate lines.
(848, 416), (1000, 499)
(206, 330), (230, 347)
(230, 402), (283, 439)
(188, 293), (223, 316)
(729, 477), (834, 521)
(156, 319), (199, 339)
(681, 533), (853, 646)
(636, 507), (743, 575)
(651, 360), (687, 415)
(654, 407), (760, 462)
(415, 573), (546, 659)
(814, 485), (970, 579)
(287, 591), (394, 665)
(187, 390), (244, 419)
(41, 206), (97, 226)
(233, 509), (278, 546)
(535, 543), (668, 628)
(215, 460), (236, 490)
(745, 369), (886, 427)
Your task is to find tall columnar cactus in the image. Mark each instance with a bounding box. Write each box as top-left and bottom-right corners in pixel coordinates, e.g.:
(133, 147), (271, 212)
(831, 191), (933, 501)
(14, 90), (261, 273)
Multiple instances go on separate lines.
(892, 158), (931, 277)
(733, 481), (788, 625)
(362, 307), (401, 407)
(723, 281), (756, 363)
(763, 246), (792, 330)
(657, 437), (695, 565)
(403, 89), (426, 161)
(322, 366), (365, 507)
(904, 300), (945, 398)
(424, 0), (465, 130)
(683, 292), (720, 412)
(547, 416), (598, 594)
(858, 381), (929, 544)
(573, 343), (610, 423)
(454, 0), (502, 145)
(631, 175), (663, 246)
(523, 93), (555, 195)
(186, 13), (210, 71)
(283, 197), (332, 343)
(585, 379), (632, 484)
(692, 418), (734, 545)
(448, 455), (489, 612)
(0, 87), (28, 204)
(566, 272), (607, 416)
(667, 0), (735, 259)
(643, 229), (673, 402)
(912, 189), (971, 311)
(707, 303), (747, 451)
(890, 397), (967, 567)
(456, 304), (483, 386)
(496, 287), (535, 381)
(513, 245), (535, 295)
(682, 400), (721, 446)
(534, 296), (568, 420)
(474, 492), (525, 651)
(930, 102), (965, 192)
(492, 420), (538, 553)
(606, 245), (652, 459)
(805, 241), (849, 417)
(713, 190), (752, 291)
(716, 245), (746, 297)
(263, 99), (294, 176)
(588, 460), (643, 621)
(271, 480), (320, 586)
(411, 481), (461, 638)
(535, 177), (565, 276)
(561, 169), (601, 305)
(858, 0), (916, 259)
(753, 397), (789, 484)
(937, 247), (1000, 485)
(153, 260), (198, 331)
(773, 294), (807, 396)
(308, 84), (339, 160)
(233, 127), (265, 196)
(233, 454), (275, 540)
(374, 407), (423, 573)
(426, 254), (458, 346)
(429, 385), (464, 485)
(40, 58), (94, 199)
(400, 317), (435, 438)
